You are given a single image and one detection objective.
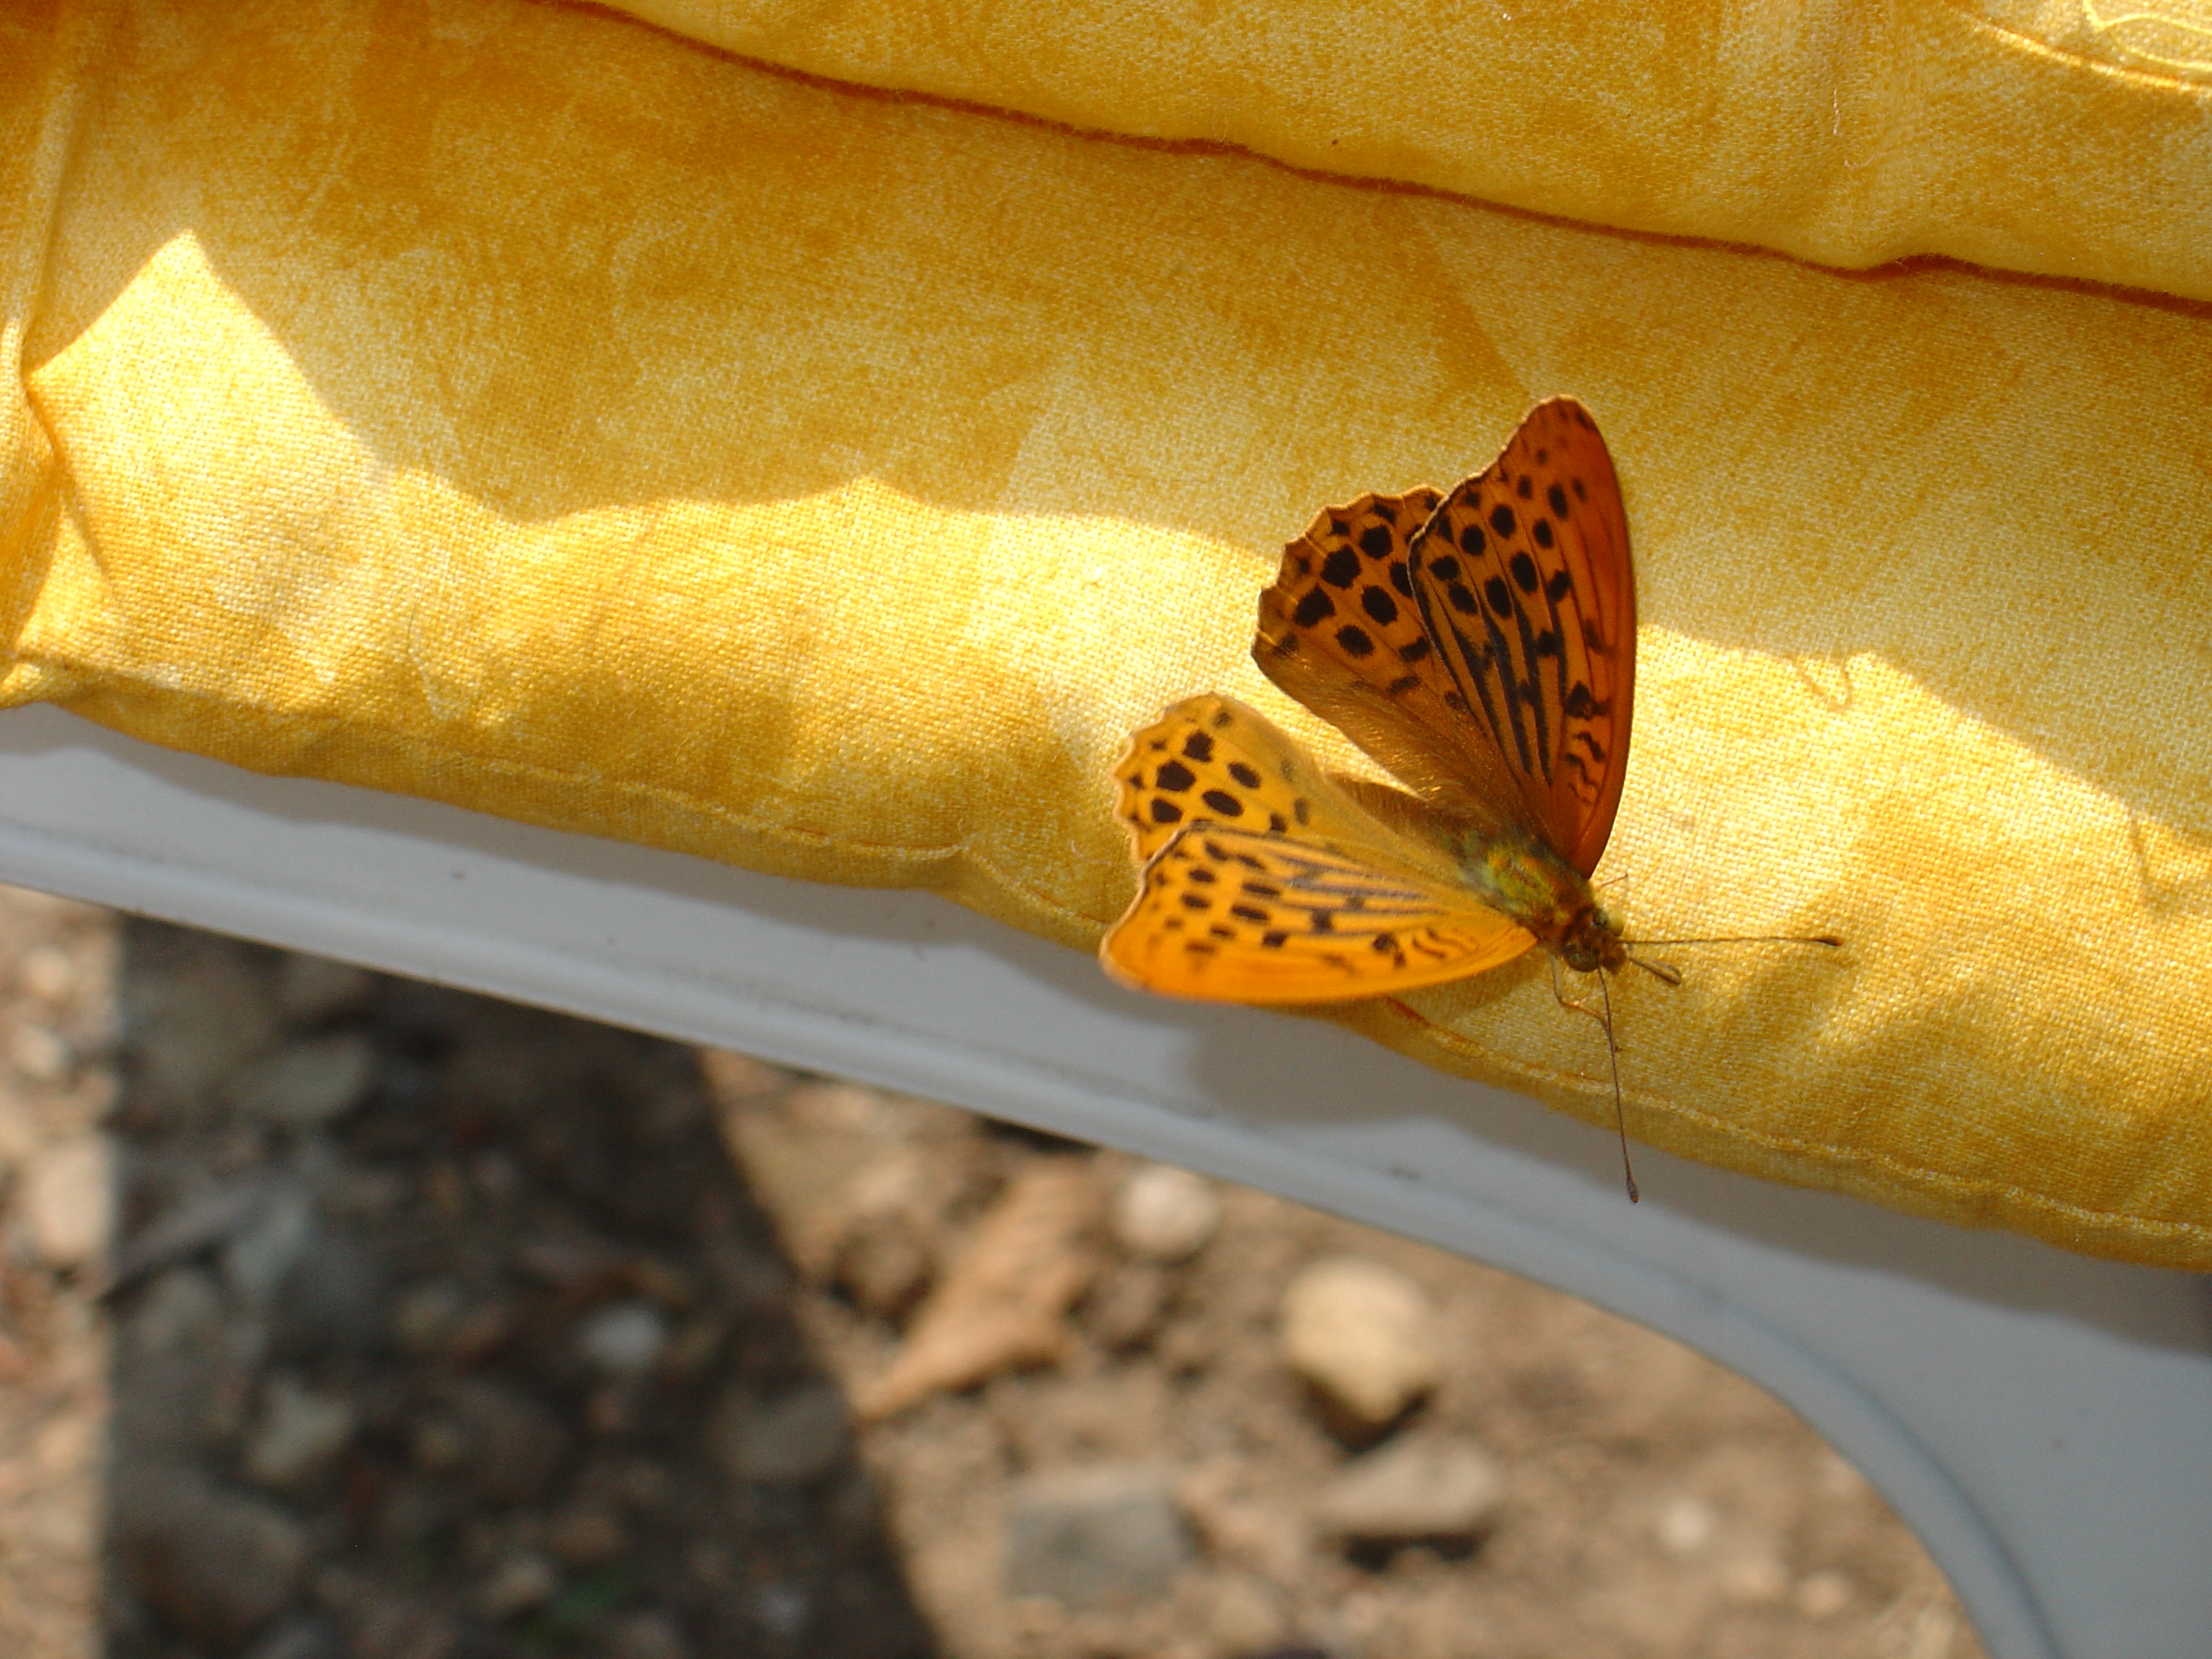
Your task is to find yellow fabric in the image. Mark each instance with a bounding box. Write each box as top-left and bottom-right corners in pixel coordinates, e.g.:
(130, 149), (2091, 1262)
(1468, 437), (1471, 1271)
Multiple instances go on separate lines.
(3, 0), (2210, 1268)
(626, 0), (2212, 302)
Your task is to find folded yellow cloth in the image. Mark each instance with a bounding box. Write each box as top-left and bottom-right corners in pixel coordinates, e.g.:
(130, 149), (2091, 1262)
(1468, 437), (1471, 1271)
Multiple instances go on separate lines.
(3, 0), (2209, 1266)
(628, 0), (2212, 300)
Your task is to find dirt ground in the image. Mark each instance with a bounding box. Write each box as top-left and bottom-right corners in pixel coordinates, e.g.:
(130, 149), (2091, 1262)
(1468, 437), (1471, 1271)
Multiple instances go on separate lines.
(0, 887), (1985, 1658)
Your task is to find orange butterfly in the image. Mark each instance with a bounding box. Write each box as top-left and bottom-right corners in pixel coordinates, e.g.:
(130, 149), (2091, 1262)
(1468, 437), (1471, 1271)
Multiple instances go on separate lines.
(1100, 398), (1832, 1196)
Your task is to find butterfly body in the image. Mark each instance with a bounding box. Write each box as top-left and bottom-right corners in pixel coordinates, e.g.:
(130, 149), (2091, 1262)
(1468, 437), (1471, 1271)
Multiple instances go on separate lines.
(1454, 828), (1627, 978)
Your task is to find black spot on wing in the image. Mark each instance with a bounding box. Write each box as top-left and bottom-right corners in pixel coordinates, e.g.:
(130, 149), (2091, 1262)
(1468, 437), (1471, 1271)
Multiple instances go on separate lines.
(1293, 588), (1335, 627)
(1489, 504), (1516, 538)
(1227, 760), (1260, 788)
(1510, 551), (1540, 592)
(1155, 760), (1195, 792)
(1200, 789), (1243, 816)
(1321, 547), (1361, 588)
(1335, 625), (1375, 657)
(1358, 524), (1394, 559)
(1182, 731), (1214, 762)
(1362, 586), (1399, 625)
(1547, 482), (1568, 516)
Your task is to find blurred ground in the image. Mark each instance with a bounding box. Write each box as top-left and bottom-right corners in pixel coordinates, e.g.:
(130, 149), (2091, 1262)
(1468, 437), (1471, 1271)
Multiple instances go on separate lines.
(0, 888), (1984, 1658)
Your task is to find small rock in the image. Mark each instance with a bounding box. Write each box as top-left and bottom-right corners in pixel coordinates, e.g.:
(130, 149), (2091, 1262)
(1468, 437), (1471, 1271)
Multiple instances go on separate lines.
(696, 1050), (793, 1101)
(1312, 1434), (1505, 1544)
(608, 1610), (691, 1659)
(121, 934), (282, 1114)
(245, 1376), (358, 1490)
(111, 1178), (271, 1289)
(575, 1300), (669, 1374)
(1111, 1164), (1220, 1261)
(125, 1266), (227, 1359)
(854, 1161), (1101, 1420)
(222, 1185), (317, 1305)
(1721, 1552), (1790, 1604)
(274, 955), (375, 1024)
(20, 1132), (114, 1270)
(118, 1466), (310, 1649)
(479, 1551), (561, 1619)
(227, 1035), (376, 1127)
(1655, 1494), (1716, 1555)
(391, 1279), (469, 1353)
(242, 1614), (340, 1659)
(718, 1382), (852, 1484)
(1794, 1568), (1854, 1619)
(270, 1229), (387, 1358)
(18, 942), (79, 1003)
(11, 1022), (70, 1080)
(1203, 1574), (1288, 1652)
(749, 1583), (811, 1639)
(546, 1502), (629, 1568)
(1005, 1465), (1192, 1610)
(1279, 1255), (1441, 1429)
(439, 1381), (573, 1504)
(346, 1599), (458, 1659)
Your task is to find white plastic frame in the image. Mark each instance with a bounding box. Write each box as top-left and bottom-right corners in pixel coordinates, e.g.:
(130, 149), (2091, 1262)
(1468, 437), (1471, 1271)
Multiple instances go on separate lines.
(0, 704), (2204, 1659)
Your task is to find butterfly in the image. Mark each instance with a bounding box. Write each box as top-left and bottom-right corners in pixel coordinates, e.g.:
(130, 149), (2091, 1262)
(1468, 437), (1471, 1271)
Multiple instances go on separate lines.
(1099, 398), (1835, 1197)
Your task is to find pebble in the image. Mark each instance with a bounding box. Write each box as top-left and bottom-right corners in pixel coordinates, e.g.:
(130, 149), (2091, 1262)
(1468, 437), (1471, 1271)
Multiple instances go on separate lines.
(575, 1299), (670, 1374)
(719, 1381), (852, 1484)
(1795, 1568), (1854, 1619)
(1655, 1493), (1716, 1555)
(19, 1132), (114, 1270)
(1203, 1574), (1289, 1652)
(1110, 1164), (1221, 1261)
(125, 1266), (226, 1359)
(221, 1185), (317, 1305)
(439, 1381), (573, 1504)
(1311, 1433), (1505, 1543)
(242, 1614), (340, 1659)
(245, 1376), (357, 1491)
(274, 955), (375, 1025)
(1721, 1552), (1790, 1604)
(1004, 1465), (1192, 1609)
(750, 1582), (812, 1639)
(117, 1466), (309, 1649)
(270, 1229), (387, 1358)
(122, 938), (282, 1113)
(110, 1177), (271, 1289)
(478, 1551), (561, 1619)
(546, 1501), (630, 1568)
(1278, 1255), (1441, 1429)
(226, 1035), (376, 1127)
(608, 1610), (692, 1659)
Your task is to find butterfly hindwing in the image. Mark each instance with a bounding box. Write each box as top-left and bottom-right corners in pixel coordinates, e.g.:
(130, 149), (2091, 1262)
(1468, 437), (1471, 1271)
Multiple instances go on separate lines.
(1113, 692), (1449, 871)
(1102, 823), (1536, 1004)
(1406, 397), (1635, 876)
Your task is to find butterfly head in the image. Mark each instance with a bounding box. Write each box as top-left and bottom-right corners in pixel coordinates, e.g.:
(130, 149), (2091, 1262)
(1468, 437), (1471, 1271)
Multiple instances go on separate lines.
(1559, 901), (1630, 977)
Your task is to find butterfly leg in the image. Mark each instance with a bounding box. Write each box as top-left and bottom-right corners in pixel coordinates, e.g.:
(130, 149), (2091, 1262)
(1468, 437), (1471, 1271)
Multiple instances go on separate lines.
(1546, 953), (1609, 1027)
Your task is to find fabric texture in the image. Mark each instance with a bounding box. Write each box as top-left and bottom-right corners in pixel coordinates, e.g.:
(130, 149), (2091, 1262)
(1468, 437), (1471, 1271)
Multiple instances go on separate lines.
(3, 0), (2209, 1266)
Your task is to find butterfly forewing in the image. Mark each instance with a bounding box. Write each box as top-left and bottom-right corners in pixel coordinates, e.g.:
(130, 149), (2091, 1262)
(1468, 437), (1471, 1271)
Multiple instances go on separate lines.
(1406, 398), (1635, 876)
(1253, 488), (1530, 841)
(1103, 824), (1535, 1003)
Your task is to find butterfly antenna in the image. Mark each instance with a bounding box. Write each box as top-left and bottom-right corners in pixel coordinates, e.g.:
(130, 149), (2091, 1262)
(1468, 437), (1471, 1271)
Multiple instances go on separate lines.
(1598, 971), (1639, 1204)
(1633, 933), (1843, 949)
